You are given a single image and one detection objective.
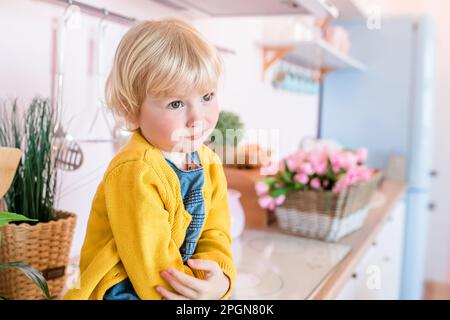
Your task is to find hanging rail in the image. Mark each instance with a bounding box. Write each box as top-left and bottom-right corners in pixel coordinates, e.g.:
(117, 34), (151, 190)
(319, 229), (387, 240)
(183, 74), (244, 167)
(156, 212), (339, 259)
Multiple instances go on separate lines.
(51, 0), (235, 55)
(54, 0), (136, 24)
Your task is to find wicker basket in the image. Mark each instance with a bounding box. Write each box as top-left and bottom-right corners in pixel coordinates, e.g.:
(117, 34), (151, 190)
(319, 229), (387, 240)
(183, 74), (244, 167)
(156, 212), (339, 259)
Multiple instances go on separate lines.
(274, 170), (383, 242)
(0, 211), (76, 299)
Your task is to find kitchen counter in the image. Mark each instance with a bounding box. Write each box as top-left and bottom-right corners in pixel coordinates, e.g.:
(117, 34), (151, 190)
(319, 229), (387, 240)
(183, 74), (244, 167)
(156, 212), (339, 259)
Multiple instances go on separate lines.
(226, 167), (407, 299)
(308, 180), (406, 299)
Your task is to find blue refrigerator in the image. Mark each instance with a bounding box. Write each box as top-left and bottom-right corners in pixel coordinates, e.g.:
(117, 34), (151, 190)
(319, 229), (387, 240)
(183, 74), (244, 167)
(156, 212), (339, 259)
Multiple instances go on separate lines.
(319, 16), (435, 300)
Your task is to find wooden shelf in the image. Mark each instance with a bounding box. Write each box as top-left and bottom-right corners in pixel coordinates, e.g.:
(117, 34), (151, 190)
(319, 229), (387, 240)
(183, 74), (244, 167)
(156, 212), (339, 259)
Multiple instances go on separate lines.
(257, 38), (367, 78)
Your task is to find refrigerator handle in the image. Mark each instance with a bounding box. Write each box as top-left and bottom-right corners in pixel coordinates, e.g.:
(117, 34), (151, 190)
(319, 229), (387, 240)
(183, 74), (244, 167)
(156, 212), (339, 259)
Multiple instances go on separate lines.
(428, 202), (436, 211)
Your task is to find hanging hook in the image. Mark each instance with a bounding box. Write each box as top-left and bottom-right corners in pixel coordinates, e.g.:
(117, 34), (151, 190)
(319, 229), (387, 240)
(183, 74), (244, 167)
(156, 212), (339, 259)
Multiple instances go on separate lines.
(86, 10), (112, 136)
(64, 3), (81, 29)
(55, 2), (81, 132)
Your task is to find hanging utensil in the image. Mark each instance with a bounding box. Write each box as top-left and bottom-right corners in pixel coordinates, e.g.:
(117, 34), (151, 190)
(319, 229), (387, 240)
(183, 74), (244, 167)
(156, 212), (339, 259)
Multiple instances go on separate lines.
(78, 12), (131, 149)
(54, 4), (84, 171)
(87, 13), (113, 137)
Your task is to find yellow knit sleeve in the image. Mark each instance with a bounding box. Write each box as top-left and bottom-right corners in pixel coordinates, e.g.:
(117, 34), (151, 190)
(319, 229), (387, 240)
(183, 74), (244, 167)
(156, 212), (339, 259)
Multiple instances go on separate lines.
(190, 161), (237, 300)
(104, 160), (194, 299)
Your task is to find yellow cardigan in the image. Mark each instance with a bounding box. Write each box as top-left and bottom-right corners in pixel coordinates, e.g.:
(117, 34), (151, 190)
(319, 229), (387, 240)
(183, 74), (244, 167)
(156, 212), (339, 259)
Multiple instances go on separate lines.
(63, 131), (236, 300)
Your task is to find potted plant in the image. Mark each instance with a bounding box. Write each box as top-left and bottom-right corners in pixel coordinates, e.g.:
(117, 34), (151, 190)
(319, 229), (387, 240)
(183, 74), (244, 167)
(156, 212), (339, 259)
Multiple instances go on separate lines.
(0, 98), (77, 299)
(207, 111), (271, 168)
(0, 147), (50, 300)
(255, 143), (382, 241)
(0, 214), (52, 300)
(207, 110), (244, 166)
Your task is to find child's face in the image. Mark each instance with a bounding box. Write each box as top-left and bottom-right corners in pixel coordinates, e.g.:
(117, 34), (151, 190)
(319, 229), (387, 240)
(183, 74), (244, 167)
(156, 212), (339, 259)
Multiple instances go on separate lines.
(138, 88), (219, 153)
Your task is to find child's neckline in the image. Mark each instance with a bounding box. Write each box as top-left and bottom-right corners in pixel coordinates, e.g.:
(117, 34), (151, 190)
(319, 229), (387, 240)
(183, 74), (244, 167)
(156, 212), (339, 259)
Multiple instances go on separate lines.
(161, 150), (202, 171)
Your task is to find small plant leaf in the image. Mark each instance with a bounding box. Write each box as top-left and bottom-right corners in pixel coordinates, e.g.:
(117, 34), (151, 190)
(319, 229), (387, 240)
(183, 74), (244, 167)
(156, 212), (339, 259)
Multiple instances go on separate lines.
(283, 160), (290, 172)
(0, 262), (51, 299)
(294, 182), (306, 190)
(261, 177), (277, 185)
(0, 212), (38, 228)
(280, 171), (293, 183)
(270, 187), (292, 198)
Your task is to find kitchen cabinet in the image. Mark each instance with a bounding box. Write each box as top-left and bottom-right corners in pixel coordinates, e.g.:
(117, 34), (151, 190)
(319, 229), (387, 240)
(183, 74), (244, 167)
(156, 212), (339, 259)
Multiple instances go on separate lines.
(152, 0), (339, 19)
(152, 0), (368, 20)
(336, 199), (406, 300)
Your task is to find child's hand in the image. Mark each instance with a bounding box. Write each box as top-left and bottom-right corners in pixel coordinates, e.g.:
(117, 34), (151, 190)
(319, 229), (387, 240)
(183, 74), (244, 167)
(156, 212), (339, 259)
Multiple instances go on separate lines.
(156, 259), (230, 300)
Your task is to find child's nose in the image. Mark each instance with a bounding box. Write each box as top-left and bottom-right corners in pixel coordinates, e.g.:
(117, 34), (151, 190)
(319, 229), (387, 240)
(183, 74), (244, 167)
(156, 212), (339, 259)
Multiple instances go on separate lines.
(186, 105), (204, 128)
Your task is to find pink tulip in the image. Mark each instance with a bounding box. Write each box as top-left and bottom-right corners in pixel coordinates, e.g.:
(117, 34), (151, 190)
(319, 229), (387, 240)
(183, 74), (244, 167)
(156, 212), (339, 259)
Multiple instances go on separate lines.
(294, 173), (309, 185)
(332, 164), (341, 174)
(305, 150), (328, 175)
(299, 162), (314, 175)
(255, 182), (269, 196)
(346, 166), (372, 184)
(275, 195), (286, 206)
(333, 174), (351, 193)
(339, 151), (358, 170)
(306, 150), (324, 163)
(260, 161), (280, 176)
(266, 145), (373, 197)
(330, 153), (341, 173)
(267, 197), (278, 210)
(356, 148), (368, 164)
(354, 166), (373, 181)
(258, 195), (274, 209)
(285, 154), (299, 172)
(310, 178), (321, 190)
(312, 160), (328, 175)
(257, 193), (286, 210)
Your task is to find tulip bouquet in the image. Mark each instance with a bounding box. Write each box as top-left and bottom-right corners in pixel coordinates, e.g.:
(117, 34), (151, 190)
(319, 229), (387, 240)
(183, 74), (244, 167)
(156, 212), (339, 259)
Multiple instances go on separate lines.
(256, 146), (375, 211)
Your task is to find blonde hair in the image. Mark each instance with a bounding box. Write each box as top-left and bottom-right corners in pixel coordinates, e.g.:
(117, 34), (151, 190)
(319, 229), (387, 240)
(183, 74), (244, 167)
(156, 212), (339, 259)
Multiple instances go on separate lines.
(105, 19), (223, 125)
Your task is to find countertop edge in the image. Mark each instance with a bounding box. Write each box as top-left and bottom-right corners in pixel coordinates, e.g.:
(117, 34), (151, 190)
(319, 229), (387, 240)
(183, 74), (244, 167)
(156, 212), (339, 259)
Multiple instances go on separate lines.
(307, 180), (407, 300)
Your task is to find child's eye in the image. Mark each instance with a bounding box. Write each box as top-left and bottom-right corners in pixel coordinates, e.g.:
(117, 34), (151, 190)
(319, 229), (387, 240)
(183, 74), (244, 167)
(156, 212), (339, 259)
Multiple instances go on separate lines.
(202, 92), (215, 102)
(167, 100), (184, 110)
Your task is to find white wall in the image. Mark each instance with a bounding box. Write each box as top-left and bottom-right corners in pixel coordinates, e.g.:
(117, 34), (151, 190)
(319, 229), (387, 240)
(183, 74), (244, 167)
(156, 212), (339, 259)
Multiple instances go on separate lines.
(0, 0), (319, 259)
(194, 16), (319, 161)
